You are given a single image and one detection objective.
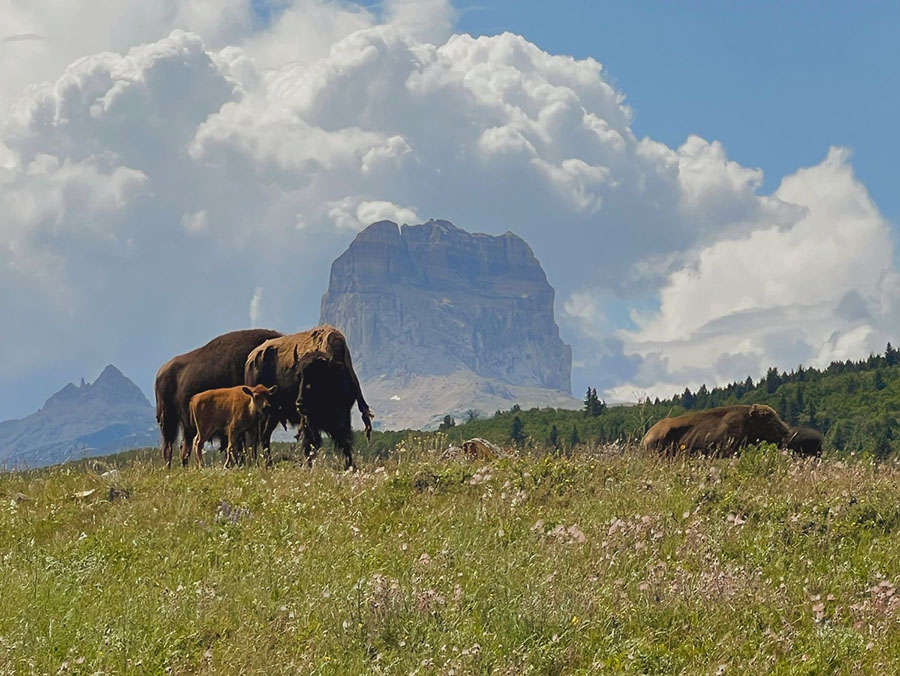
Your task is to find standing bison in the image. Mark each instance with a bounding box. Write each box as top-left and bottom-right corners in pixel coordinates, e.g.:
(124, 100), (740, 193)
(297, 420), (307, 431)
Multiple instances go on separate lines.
(293, 351), (360, 469)
(641, 404), (791, 455)
(244, 325), (373, 465)
(154, 328), (282, 467)
(189, 384), (278, 468)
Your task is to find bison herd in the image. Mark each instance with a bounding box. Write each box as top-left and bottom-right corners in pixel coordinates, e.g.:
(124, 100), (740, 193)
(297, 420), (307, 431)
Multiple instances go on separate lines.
(154, 325), (373, 470)
(155, 327), (824, 471)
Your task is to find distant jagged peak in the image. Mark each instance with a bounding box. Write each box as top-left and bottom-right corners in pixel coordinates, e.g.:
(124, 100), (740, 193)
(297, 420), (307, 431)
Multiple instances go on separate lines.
(93, 364), (128, 386)
(42, 364), (150, 411)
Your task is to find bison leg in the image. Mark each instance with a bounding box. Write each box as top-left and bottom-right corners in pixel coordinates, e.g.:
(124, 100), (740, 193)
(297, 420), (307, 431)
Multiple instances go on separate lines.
(193, 433), (204, 469)
(296, 419), (321, 467)
(224, 431), (238, 469)
(338, 438), (355, 471)
(258, 413), (280, 466)
(332, 421), (356, 471)
(159, 413), (179, 468)
(180, 435), (192, 467)
(180, 425), (196, 467)
(162, 438), (173, 468)
(244, 429), (257, 467)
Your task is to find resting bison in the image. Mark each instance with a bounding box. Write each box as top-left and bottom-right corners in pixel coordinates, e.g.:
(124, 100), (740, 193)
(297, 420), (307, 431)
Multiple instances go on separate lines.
(189, 384), (278, 468)
(786, 426), (824, 457)
(641, 404), (790, 455)
(154, 328), (282, 467)
(244, 325), (373, 462)
(293, 351), (359, 470)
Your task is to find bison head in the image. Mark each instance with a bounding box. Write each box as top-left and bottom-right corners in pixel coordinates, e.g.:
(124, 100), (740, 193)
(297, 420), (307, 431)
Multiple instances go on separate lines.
(786, 426), (824, 457)
(294, 355), (354, 418)
(747, 403), (790, 444)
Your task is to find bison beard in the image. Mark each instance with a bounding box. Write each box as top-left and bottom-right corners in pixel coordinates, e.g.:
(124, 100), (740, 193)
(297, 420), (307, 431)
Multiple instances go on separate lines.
(641, 404), (791, 456)
(154, 328), (283, 468)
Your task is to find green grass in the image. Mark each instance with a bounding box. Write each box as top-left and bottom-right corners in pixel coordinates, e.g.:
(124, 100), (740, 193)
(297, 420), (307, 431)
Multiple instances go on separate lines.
(3, 444), (900, 674)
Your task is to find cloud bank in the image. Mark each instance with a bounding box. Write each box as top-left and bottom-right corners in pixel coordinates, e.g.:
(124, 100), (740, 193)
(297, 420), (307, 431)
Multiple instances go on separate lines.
(0, 0), (894, 417)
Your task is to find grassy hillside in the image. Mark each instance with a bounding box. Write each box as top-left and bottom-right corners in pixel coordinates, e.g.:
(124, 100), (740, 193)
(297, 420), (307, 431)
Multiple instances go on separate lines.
(4, 444), (900, 673)
(421, 344), (900, 458)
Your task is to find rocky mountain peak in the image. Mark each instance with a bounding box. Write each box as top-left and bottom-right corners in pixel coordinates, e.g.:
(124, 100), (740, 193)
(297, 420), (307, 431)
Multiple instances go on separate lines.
(321, 219), (576, 428)
(3, 365), (156, 468)
(42, 364), (150, 412)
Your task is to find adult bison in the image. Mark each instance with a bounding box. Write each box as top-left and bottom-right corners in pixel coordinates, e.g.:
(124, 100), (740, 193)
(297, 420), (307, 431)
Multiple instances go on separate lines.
(786, 426), (824, 457)
(244, 325), (373, 463)
(641, 404), (791, 455)
(155, 328), (282, 467)
(293, 351), (360, 469)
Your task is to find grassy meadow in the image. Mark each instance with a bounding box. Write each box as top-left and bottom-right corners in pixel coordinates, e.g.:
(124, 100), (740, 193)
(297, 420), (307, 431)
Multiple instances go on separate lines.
(3, 441), (900, 674)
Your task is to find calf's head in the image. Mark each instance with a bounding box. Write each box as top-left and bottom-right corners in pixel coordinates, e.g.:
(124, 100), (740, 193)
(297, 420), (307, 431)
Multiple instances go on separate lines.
(242, 384), (278, 414)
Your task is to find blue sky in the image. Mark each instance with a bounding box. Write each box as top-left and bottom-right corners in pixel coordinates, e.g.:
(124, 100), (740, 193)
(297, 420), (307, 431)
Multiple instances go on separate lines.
(1, 0), (898, 420)
(453, 1), (900, 225)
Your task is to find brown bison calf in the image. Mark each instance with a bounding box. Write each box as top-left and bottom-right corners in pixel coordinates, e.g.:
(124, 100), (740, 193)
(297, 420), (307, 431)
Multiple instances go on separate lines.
(188, 384), (277, 468)
(641, 404), (790, 456)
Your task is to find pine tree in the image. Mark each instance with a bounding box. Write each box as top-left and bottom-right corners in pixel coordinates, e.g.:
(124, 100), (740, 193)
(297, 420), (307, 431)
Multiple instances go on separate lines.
(886, 342), (899, 366)
(583, 387), (594, 416)
(569, 424), (580, 448)
(548, 424), (560, 449)
(766, 367), (782, 394)
(696, 384), (709, 408)
(510, 416), (526, 448)
(438, 414), (456, 431)
(682, 387), (695, 410)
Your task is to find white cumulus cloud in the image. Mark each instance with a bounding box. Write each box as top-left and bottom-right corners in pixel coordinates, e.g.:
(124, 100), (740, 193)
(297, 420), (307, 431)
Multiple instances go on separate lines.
(0, 0), (894, 418)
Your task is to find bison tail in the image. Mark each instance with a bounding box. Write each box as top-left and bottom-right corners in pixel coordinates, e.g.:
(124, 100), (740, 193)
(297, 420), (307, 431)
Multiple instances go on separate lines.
(157, 404), (179, 448)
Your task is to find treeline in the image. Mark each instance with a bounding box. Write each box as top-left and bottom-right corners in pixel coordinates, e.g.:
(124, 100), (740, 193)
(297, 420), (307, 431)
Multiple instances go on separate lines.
(420, 343), (900, 459)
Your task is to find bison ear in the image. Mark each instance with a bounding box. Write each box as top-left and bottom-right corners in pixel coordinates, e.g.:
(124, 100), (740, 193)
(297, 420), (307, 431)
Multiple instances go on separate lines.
(268, 385), (278, 395)
(241, 386), (252, 396)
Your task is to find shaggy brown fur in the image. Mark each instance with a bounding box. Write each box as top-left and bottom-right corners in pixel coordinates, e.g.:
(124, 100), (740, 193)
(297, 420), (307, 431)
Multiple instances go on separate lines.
(244, 325), (373, 460)
(189, 384), (277, 468)
(641, 404), (791, 455)
(154, 329), (282, 467)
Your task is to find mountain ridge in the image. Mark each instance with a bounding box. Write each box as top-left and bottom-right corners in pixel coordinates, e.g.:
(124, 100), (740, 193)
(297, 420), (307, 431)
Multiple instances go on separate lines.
(0, 364), (157, 468)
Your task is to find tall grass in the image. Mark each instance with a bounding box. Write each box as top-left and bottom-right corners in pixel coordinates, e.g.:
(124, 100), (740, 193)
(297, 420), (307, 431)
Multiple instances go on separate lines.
(2, 444), (900, 673)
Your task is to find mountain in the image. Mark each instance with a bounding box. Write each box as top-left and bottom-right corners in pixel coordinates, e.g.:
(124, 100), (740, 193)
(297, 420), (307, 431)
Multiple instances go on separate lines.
(321, 219), (579, 429)
(0, 365), (158, 468)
